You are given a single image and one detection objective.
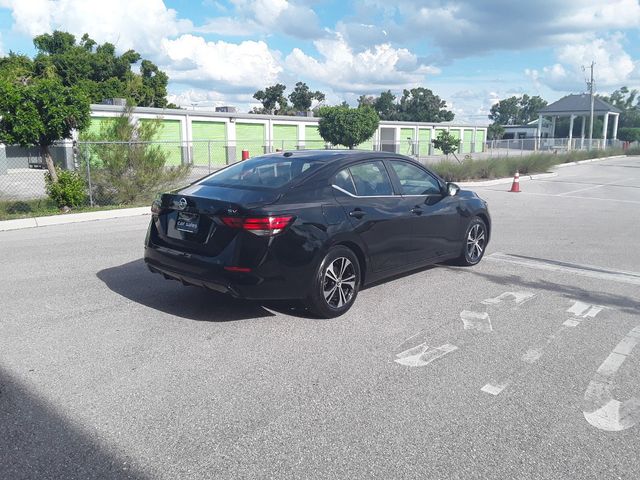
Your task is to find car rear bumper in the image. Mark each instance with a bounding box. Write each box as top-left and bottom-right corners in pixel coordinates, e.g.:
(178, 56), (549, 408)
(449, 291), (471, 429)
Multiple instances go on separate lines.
(144, 244), (313, 301)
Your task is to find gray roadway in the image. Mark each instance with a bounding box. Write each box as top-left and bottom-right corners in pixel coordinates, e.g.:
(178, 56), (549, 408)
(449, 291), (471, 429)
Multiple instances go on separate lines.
(1, 156), (640, 479)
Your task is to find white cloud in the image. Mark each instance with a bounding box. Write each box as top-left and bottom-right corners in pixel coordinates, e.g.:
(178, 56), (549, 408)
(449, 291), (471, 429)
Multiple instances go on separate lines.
(340, 0), (640, 59)
(285, 33), (439, 93)
(527, 34), (638, 91)
(2, 0), (191, 54)
(199, 0), (324, 39)
(167, 88), (255, 109)
(161, 34), (282, 91)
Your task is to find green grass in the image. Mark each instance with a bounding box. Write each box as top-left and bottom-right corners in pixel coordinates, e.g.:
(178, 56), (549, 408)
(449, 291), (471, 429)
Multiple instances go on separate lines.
(432, 148), (625, 182)
(0, 198), (149, 221)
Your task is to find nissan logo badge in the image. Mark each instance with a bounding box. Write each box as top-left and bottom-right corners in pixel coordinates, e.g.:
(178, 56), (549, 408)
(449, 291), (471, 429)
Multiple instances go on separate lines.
(178, 198), (188, 210)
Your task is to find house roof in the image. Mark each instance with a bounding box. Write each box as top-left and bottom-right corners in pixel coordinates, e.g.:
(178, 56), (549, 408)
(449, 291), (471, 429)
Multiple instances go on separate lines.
(539, 94), (621, 115)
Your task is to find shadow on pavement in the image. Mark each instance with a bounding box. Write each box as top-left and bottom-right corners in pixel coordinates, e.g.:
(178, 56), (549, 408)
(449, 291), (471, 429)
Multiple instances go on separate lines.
(0, 366), (148, 480)
(97, 258), (283, 322)
(462, 269), (640, 315)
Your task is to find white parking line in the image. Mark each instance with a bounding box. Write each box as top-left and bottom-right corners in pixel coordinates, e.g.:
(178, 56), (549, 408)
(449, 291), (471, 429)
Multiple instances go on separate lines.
(481, 382), (509, 395)
(583, 326), (640, 431)
(557, 176), (637, 196)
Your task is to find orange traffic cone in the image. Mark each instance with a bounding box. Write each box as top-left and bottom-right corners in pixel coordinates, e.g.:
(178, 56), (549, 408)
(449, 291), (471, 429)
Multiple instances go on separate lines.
(509, 171), (520, 192)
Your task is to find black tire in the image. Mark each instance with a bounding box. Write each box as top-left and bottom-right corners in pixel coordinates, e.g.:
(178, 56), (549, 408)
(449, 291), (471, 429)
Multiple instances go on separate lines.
(454, 217), (488, 266)
(306, 245), (361, 318)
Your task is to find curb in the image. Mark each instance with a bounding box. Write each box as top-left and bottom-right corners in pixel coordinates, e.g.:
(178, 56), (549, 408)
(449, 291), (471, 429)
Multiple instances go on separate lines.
(458, 154), (628, 187)
(459, 172), (557, 188)
(0, 206), (150, 232)
(553, 154), (626, 168)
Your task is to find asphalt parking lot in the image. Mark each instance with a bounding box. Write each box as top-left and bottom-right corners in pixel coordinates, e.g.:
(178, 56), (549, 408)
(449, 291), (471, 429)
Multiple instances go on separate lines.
(1, 156), (639, 479)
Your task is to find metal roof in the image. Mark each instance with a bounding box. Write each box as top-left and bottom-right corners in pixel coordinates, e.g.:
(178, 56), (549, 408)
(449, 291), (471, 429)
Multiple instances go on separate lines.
(539, 94), (621, 115)
(90, 104), (487, 129)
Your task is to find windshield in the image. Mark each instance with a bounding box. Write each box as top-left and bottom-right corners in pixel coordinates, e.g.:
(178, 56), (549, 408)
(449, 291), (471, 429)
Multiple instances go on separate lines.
(199, 155), (325, 189)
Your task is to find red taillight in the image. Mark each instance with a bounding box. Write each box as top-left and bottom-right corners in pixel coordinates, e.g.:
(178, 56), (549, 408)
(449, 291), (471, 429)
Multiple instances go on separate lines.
(220, 216), (294, 236)
(224, 266), (252, 273)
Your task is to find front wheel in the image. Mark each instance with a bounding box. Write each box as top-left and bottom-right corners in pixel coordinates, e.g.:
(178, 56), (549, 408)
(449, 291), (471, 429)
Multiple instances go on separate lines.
(454, 217), (488, 266)
(306, 246), (361, 318)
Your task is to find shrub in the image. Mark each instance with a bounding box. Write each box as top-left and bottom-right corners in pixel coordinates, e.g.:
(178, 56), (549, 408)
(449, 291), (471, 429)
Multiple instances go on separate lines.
(45, 168), (87, 208)
(5, 201), (32, 214)
(81, 107), (191, 204)
(317, 105), (379, 149)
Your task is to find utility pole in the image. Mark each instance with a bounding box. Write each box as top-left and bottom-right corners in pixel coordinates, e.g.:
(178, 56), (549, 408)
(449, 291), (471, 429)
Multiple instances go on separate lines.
(586, 61), (595, 150)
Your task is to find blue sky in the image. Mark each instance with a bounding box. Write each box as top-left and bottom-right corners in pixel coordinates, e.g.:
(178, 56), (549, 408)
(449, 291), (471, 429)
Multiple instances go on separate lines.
(1, 0), (639, 124)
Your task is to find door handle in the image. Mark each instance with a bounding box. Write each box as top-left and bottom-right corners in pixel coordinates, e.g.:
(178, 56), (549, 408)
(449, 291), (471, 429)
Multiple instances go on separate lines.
(349, 209), (366, 219)
(411, 207), (423, 215)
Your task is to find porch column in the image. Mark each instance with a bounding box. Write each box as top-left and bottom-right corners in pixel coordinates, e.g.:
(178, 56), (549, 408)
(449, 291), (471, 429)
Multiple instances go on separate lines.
(612, 113), (619, 140)
(537, 114), (543, 150)
(568, 114), (575, 150)
(580, 116), (586, 149)
(602, 113), (609, 146)
(551, 116), (556, 138)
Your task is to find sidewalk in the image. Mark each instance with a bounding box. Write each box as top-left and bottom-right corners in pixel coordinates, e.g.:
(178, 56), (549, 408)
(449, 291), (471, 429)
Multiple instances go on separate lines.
(0, 206), (150, 232)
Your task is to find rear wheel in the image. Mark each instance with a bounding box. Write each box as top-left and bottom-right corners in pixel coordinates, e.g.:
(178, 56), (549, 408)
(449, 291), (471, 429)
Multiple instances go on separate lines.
(454, 217), (487, 266)
(307, 246), (361, 318)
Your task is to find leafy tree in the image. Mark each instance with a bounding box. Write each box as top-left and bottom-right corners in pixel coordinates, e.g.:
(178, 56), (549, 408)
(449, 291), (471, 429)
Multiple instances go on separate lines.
(80, 107), (191, 204)
(432, 130), (459, 157)
(599, 87), (640, 129)
(618, 127), (640, 142)
(397, 87), (454, 122)
(366, 88), (454, 122)
(288, 82), (325, 112)
(357, 94), (375, 107)
(29, 30), (168, 107)
(318, 105), (379, 149)
(489, 94), (547, 125)
(374, 90), (398, 120)
(487, 123), (505, 140)
(253, 83), (288, 115)
(0, 76), (90, 183)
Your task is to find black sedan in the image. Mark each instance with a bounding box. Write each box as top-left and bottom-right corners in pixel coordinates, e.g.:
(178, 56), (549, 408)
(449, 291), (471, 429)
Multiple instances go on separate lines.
(144, 150), (490, 318)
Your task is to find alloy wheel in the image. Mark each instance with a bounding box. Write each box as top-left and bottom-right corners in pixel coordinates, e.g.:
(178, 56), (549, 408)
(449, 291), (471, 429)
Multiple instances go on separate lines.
(323, 257), (356, 308)
(466, 223), (486, 262)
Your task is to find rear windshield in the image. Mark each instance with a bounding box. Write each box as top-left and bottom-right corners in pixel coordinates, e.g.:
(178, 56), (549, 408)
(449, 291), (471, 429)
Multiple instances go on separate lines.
(200, 155), (325, 189)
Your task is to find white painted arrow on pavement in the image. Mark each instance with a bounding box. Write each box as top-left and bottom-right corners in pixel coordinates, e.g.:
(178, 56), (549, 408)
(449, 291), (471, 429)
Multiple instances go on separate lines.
(583, 326), (640, 431)
(394, 343), (458, 368)
(481, 291), (536, 306)
(460, 310), (493, 333)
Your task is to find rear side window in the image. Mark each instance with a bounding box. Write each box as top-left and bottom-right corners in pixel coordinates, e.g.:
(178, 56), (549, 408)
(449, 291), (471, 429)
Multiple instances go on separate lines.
(390, 161), (442, 195)
(348, 161), (394, 196)
(333, 161), (394, 196)
(333, 169), (357, 195)
(200, 155), (323, 189)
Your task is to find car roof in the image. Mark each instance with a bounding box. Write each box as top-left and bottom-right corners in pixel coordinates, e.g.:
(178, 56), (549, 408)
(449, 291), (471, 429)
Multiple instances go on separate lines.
(259, 149), (416, 166)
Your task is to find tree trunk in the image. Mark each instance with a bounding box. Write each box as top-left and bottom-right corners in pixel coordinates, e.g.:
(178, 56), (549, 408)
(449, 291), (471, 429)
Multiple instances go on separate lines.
(41, 145), (58, 183)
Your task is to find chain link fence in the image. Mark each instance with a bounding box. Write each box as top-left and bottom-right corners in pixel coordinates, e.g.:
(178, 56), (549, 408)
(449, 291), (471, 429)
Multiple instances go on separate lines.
(0, 138), (629, 209)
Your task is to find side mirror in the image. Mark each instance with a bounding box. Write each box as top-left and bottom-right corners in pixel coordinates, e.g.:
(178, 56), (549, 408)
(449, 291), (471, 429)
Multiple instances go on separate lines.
(447, 182), (460, 196)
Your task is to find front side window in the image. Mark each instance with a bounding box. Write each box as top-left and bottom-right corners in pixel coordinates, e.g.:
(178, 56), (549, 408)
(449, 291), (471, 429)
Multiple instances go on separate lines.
(390, 161), (442, 196)
(348, 161), (394, 196)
